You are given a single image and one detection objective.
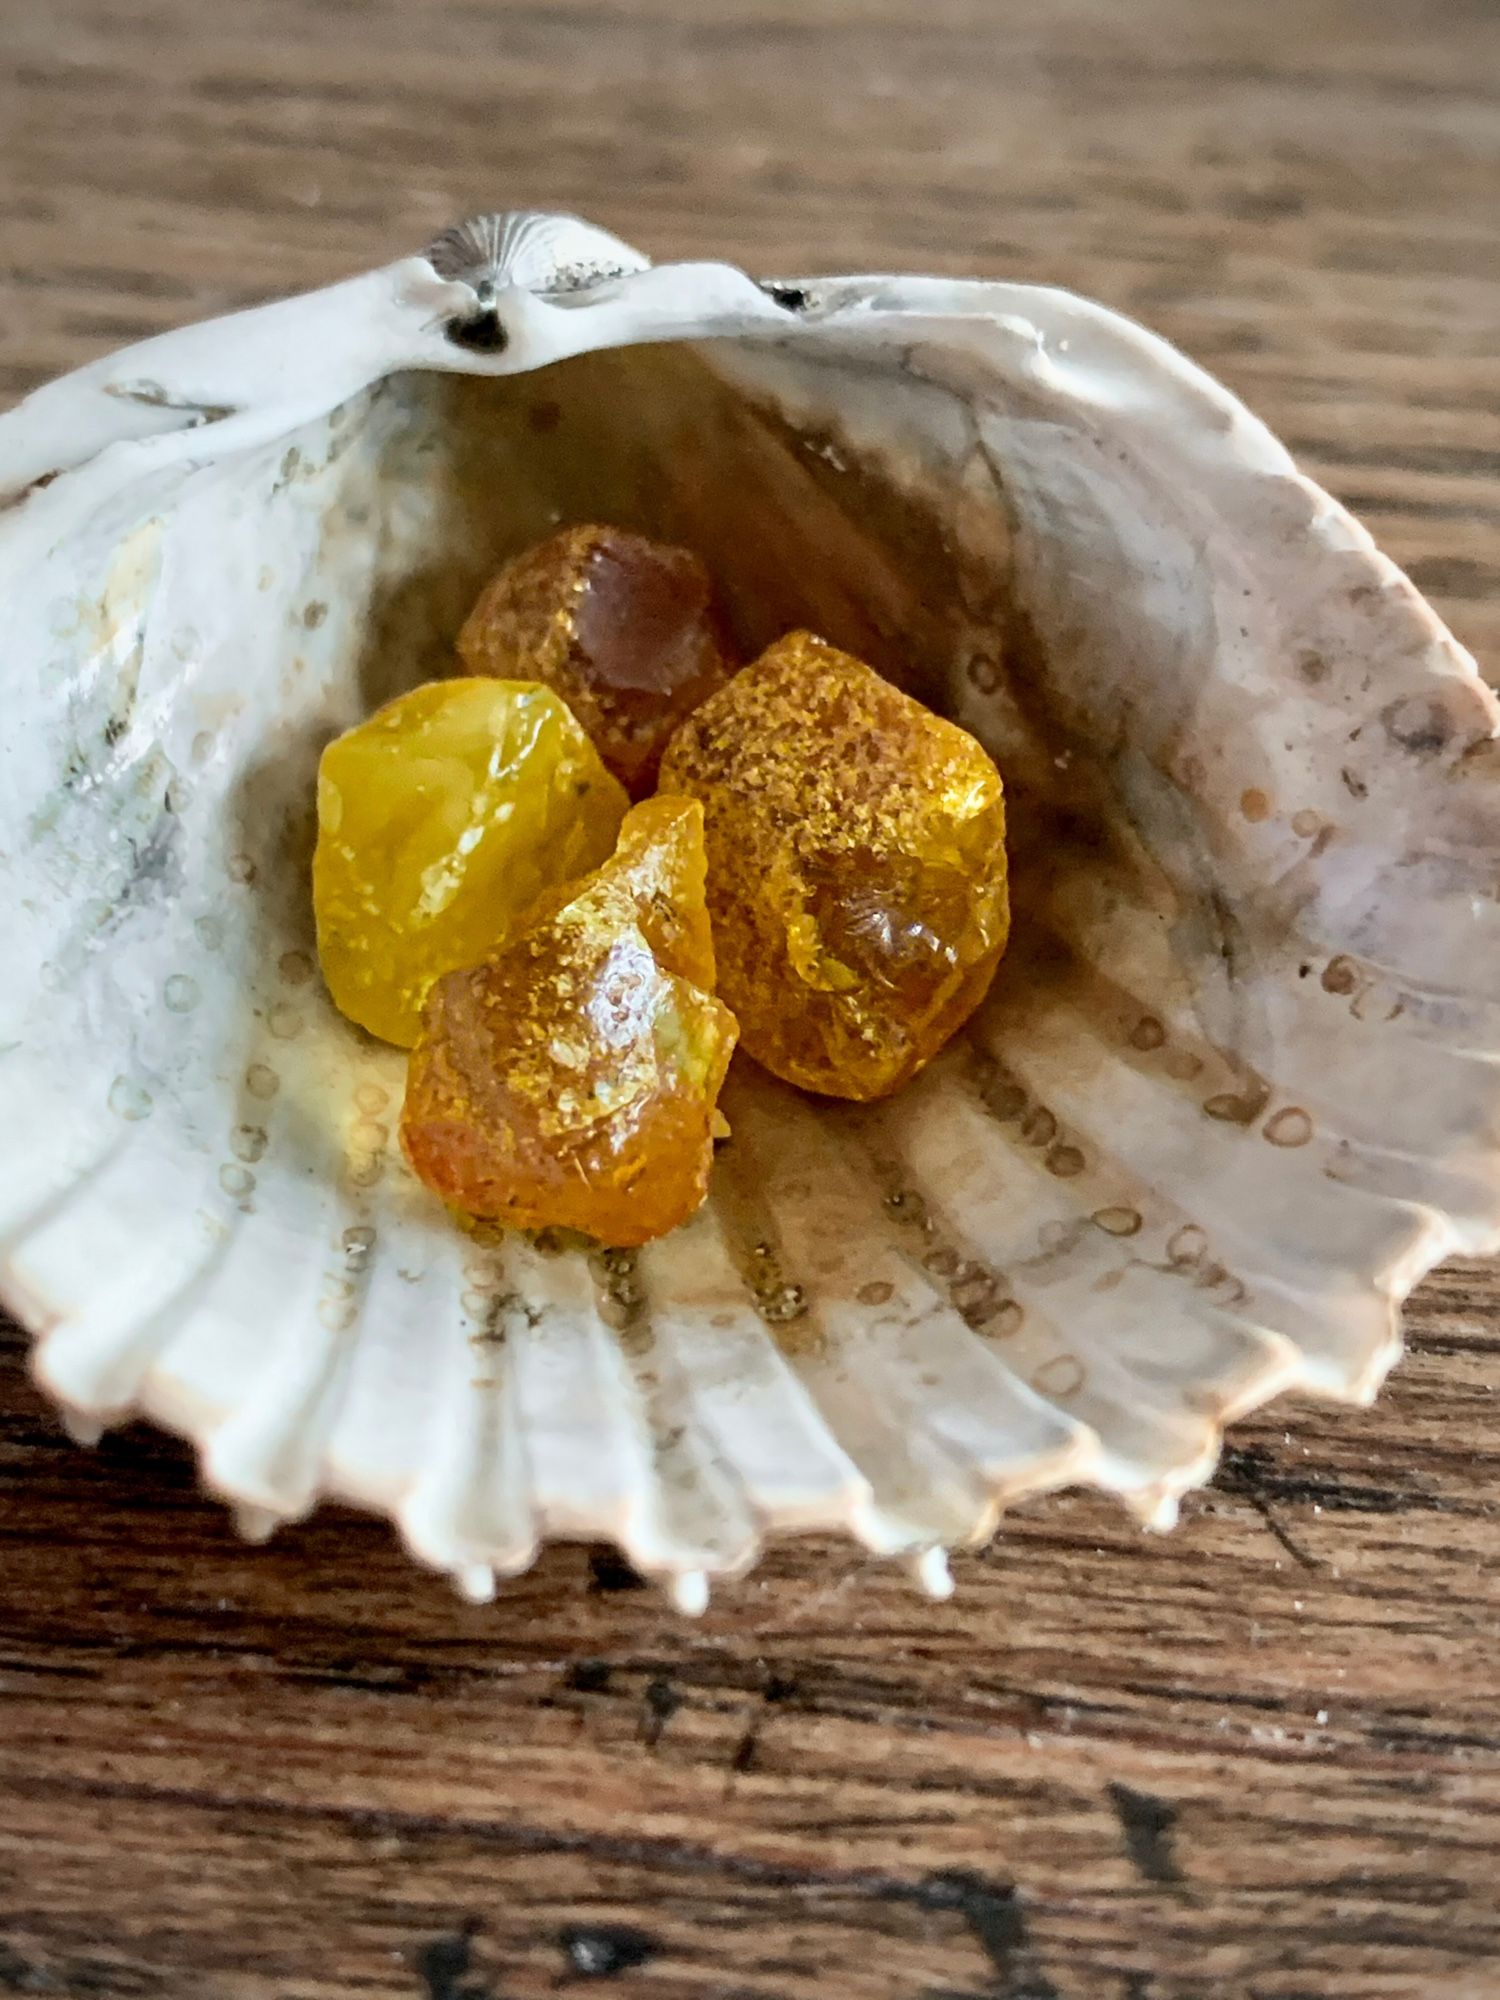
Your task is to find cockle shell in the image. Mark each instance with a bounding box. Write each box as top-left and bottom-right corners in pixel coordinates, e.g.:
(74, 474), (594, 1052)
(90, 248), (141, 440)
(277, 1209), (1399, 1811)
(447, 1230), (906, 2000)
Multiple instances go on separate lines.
(3, 211), (1498, 1610)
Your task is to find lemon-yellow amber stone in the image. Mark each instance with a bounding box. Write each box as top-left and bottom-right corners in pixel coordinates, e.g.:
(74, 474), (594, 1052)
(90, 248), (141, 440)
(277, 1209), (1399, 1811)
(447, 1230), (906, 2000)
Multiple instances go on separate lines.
(314, 678), (627, 1046)
(400, 796), (738, 1246)
(457, 524), (736, 797)
(658, 631), (1009, 1101)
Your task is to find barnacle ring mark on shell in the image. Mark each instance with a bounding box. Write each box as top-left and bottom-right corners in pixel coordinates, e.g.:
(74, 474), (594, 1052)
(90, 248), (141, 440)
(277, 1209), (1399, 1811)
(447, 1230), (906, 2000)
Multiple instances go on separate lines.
(424, 211), (654, 353)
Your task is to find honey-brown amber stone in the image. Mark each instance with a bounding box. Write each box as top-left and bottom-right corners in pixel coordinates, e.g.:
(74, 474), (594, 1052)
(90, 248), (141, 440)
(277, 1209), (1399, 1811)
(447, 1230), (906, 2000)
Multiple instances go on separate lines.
(314, 678), (627, 1047)
(457, 524), (736, 796)
(658, 632), (1009, 1101)
(400, 796), (738, 1246)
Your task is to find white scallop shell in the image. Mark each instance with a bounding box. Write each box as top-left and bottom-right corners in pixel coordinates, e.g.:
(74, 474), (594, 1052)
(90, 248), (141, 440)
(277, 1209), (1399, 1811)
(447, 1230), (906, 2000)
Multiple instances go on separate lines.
(3, 215), (1498, 1610)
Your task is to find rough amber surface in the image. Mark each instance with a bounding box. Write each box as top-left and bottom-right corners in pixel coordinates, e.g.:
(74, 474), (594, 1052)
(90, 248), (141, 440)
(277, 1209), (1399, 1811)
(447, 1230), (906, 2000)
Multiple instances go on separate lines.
(400, 796), (738, 1246)
(314, 678), (627, 1047)
(457, 524), (736, 796)
(659, 632), (1009, 1101)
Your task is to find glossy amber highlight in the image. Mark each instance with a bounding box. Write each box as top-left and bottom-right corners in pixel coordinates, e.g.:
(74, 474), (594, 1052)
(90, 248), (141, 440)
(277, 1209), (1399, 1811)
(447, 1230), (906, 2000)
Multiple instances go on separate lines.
(314, 677), (628, 1047)
(659, 631), (1009, 1100)
(400, 796), (738, 1245)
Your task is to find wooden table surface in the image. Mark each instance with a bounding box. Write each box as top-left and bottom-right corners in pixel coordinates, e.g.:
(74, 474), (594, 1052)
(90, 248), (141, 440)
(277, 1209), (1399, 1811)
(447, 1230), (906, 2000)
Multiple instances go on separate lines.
(3, 3), (1499, 1996)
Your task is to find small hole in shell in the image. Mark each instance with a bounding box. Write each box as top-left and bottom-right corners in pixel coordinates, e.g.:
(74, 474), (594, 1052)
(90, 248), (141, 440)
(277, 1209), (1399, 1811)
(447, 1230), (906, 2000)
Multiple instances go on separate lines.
(446, 306), (509, 353)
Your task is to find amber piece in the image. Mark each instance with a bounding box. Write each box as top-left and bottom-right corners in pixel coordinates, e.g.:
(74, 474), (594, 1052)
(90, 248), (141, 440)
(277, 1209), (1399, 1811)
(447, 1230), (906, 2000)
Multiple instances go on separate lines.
(457, 524), (736, 796)
(314, 678), (627, 1047)
(401, 796), (738, 1246)
(658, 632), (1009, 1101)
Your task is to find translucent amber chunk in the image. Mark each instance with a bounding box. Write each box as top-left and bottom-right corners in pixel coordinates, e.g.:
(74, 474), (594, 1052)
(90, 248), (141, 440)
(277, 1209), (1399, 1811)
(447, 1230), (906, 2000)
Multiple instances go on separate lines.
(314, 678), (627, 1047)
(400, 796), (738, 1246)
(658, 632), (1009, 1101)
(457, 524), (736, 796)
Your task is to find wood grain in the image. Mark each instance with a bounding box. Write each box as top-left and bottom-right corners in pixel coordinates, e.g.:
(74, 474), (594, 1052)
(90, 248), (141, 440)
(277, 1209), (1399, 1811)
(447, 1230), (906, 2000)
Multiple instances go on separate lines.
(2, 2), (1499, 1996)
